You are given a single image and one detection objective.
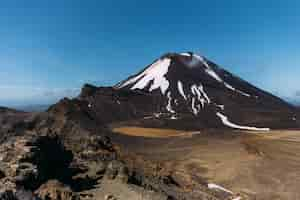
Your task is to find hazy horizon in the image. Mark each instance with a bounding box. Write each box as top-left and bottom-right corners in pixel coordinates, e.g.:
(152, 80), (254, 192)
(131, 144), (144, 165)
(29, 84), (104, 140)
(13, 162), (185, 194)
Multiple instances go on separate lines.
(0, 0), (300, 107)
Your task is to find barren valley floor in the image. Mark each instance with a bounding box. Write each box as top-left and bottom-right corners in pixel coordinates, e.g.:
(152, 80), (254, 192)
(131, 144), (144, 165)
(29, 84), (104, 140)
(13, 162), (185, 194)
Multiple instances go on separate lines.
(111, 127), (300, 200)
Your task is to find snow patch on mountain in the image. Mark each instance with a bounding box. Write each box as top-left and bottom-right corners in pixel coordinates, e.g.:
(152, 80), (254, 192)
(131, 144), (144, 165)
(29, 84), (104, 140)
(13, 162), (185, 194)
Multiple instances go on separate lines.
(188, 84), (211, 115)
(192, 53), (251, 97)
(216, 104), (225, 110)
(166, 91), (175, 113)
(191, 84), (210, 105)
(170, 115), (178, 120)
(191, 97), (198, 115)
(194, 54), (223, 82)
(177, 81), (187, 100)
(224, 83), (251, 97)
(180, 52), (191, 57)
(118, 58), (171, 94)
(216, 112), (270, 131)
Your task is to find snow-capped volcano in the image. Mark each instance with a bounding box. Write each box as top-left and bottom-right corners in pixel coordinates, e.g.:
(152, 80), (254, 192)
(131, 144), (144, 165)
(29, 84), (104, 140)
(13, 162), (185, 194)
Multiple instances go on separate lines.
(114, 52), (297, 130)
(116, 52), (252, 114)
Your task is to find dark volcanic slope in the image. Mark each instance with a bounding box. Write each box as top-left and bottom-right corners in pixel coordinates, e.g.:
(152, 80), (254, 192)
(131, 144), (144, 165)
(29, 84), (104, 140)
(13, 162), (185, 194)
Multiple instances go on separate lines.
(112, 52), (298, 130)
(42, 52), (299, 131)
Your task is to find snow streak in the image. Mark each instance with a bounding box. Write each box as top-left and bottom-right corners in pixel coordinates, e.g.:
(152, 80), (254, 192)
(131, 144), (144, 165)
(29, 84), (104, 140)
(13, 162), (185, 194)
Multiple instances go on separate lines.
(177, 81), (187, 100)
(216, 112), (270, 131)
(193, 54), (251, 97)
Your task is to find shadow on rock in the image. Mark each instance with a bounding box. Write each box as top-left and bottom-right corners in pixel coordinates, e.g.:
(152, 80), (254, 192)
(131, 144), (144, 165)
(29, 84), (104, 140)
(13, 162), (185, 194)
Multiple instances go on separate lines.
(19, 135), (73, 190)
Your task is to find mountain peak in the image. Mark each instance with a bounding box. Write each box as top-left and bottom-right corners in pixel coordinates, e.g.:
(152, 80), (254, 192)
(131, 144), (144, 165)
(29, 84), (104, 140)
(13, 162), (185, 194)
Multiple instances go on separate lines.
(160, 52), (209, 67)
(116, 51), (247, 97)
(112, 52), (297, 130)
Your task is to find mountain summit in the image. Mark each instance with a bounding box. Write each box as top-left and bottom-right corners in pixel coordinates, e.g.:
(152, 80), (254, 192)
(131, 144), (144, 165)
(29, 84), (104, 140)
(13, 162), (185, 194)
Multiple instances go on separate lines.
(112, 52), (297, 130)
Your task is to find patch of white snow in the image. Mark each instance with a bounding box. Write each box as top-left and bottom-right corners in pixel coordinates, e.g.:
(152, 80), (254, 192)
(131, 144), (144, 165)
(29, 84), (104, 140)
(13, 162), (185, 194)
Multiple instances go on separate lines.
(166, 92), (175, 113)
(216, 104), (225, 110)
(118, 58), (171, 95)
(191, 84), (210, 106)
(177, 81), (187, 100)
(180, 53), (191, 57)
(216, 112), (270, 131)
(198, 84), (211, 103)
(154, 113), (163, 118)
(170, 116), (178, 120)
(207, 183), (233, 194)
(191, 97), (198, 115)
(224, 83), (251, 97)
(174, 99), (179, 105)
(193, 53), (251, 97)
(143, 116), (153, 119)
(205, 67), (223, 82)
(189, 84), (211, 115)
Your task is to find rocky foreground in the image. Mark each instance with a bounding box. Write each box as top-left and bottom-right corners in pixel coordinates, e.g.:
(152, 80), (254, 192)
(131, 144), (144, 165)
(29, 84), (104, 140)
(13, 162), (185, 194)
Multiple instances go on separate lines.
(0, 132), (235, 200)
(0, 100), (241, 200)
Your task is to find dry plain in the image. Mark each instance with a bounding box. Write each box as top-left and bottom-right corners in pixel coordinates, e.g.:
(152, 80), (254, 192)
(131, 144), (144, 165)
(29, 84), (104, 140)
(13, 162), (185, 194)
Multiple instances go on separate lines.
(112, 127), (300, 200)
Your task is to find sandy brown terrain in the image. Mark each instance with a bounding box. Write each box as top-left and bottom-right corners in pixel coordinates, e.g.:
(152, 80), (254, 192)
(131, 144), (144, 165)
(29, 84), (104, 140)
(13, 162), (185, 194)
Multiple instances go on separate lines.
(112, 126), (201, 138)
(111, 127), (300, 200)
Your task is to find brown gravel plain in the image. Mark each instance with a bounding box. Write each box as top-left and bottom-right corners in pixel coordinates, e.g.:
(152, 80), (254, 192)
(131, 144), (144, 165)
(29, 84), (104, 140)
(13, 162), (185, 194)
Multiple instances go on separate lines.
(111, 127), (300, 200)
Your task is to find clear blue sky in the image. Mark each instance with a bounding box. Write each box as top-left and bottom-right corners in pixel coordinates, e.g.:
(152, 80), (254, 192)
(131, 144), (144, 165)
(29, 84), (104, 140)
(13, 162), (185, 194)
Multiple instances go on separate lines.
(0, 0), (300, 106)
